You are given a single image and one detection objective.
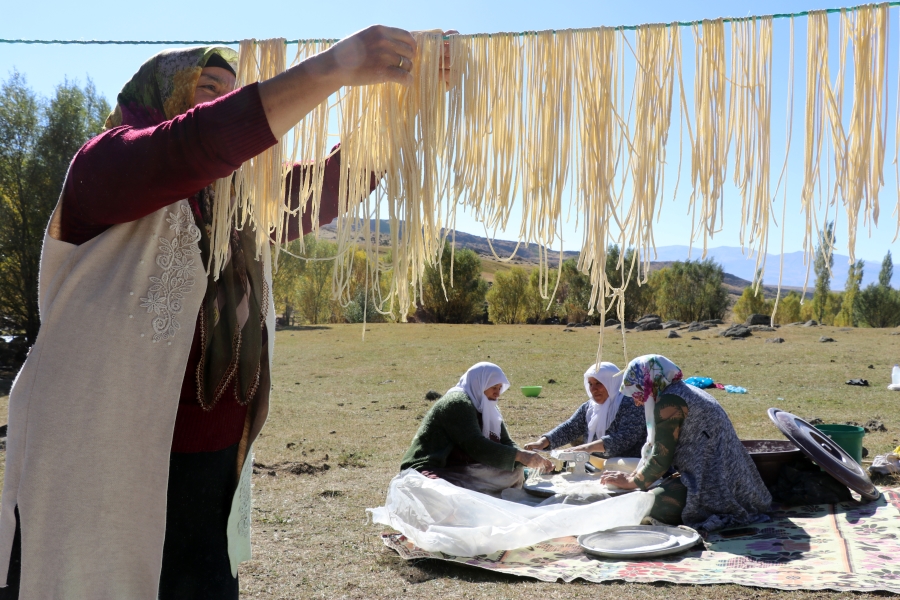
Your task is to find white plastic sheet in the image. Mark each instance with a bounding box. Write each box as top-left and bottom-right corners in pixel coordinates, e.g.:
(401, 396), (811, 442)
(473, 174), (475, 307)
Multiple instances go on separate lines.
(367, 469), (655, 556)
(870, 451), (900, 474)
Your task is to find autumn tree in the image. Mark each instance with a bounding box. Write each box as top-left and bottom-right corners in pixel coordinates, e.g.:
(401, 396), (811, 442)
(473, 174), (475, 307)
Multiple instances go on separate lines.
(732, 286), (773, 323)
(773, 291), (803, 325)
(834, 260), (864, 327)
(294, 237), (339, 324)
(523, 267), (558, 324)
(419, 244), (488, 323)
(811, 222), (836, 323)
(855, 251), (900, 328)
(0, 73), (109, 342)
(649, 259), (729, 322)
(487, 266), (530, 324)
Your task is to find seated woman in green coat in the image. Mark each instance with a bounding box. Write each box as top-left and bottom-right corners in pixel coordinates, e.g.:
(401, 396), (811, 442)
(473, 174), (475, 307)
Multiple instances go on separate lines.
(400, 362), (553, 497)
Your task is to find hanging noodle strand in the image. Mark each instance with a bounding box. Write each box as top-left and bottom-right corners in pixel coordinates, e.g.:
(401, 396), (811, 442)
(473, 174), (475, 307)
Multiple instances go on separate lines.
(212, 16), (899, 349)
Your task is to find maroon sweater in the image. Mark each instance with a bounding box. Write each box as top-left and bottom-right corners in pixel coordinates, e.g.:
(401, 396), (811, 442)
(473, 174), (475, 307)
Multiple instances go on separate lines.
(59, 83), (345, 453)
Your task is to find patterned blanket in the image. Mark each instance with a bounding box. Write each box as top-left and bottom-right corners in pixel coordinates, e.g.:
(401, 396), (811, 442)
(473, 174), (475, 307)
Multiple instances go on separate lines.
(382, 487), (900, 593)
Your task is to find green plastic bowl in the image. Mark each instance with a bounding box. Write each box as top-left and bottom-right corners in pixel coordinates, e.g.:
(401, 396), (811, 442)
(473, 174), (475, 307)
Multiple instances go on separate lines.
(521, 386), (543, 397)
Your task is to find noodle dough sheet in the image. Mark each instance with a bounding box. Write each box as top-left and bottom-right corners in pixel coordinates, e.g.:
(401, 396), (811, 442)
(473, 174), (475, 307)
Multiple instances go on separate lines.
(524, 456), (642, 498)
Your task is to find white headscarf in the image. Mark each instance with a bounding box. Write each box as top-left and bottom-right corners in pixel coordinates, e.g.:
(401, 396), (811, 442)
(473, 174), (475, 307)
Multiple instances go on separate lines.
(584, 362), (625, 443)
(447, 362), (510, 440)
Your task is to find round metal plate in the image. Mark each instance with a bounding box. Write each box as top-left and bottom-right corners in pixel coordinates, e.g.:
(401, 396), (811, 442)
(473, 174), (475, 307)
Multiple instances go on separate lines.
(578, 525), (701, 559)
(767, 408), (880, 502)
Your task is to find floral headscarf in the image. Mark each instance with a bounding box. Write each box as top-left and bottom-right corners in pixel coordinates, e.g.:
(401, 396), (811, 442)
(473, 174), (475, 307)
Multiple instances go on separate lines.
(111, 46), (265, 412)
(622, 355), (683, 462)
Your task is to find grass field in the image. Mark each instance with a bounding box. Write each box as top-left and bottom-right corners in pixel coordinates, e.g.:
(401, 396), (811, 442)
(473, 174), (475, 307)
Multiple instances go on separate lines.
(2, 322), (899, 598)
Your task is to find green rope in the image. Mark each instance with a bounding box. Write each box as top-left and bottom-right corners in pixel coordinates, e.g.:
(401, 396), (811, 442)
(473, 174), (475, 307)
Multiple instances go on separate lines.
(0, 38), (337, 45)
(2, 1), (898, 45)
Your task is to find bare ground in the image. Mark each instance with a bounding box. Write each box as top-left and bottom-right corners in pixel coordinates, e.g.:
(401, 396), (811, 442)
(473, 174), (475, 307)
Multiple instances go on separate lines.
(3, 322), (900, 598)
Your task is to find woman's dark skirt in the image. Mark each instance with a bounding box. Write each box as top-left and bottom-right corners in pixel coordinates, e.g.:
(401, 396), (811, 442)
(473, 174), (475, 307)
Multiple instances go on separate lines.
(0, 443), (240, 599)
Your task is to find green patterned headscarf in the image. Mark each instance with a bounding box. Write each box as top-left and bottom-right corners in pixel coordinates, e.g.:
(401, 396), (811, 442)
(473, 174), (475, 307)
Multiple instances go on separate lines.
(116, 46), (265, 411)
(105, 46), (238, 130)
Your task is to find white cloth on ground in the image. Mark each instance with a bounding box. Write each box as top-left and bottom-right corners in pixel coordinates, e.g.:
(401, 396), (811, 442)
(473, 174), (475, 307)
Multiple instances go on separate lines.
(368, 469), (654, 556)
(870, 451), (900, 474)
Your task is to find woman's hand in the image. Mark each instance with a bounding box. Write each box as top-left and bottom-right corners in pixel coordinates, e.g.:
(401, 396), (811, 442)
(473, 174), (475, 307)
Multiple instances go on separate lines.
(516, 449), (553, 472)
(259, 25), (417, 139)
(599, 470), (638, 490)
(325, 25), (418, 88)
(523, 437), (550, 451)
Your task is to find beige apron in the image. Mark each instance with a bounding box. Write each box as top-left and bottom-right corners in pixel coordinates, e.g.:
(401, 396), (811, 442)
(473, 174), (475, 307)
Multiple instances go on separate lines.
(0, 200), (273, 598)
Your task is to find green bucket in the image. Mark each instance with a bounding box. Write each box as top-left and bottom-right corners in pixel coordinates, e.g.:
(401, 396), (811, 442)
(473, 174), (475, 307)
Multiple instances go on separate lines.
(814, 424), (865, 464)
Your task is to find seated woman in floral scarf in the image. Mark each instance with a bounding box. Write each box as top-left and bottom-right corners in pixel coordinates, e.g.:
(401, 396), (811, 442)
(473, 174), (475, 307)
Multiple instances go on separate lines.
(523, 361), (644, 458)
(400, 362), (553, 497)
(599, 355), (771, 533)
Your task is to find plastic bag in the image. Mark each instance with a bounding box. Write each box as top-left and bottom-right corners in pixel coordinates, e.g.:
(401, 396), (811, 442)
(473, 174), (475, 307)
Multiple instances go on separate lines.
(870, 451), (900, 475)
(724, 385), (748, 394)
(684, 376), (715, 389)
(367, 469), (654, 556)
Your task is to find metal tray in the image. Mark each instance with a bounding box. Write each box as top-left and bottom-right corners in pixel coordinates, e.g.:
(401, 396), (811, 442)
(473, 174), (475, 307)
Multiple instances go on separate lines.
(578, 525), (701, 559)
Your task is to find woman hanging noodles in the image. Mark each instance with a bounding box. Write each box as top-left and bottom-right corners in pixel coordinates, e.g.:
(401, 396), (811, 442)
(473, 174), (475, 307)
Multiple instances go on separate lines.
(400, 362), (553, 497)
(0, 26), (453, 600)
(599, 355), (771, 533)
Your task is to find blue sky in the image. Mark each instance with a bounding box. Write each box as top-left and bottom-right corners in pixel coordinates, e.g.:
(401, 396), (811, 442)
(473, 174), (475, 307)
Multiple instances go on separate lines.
(3, 0), (899, 273)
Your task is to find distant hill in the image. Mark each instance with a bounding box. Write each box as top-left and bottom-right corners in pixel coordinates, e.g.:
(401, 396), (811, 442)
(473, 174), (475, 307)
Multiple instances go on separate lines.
(316, 221), (580, 265)
(645, 245), (898, 291)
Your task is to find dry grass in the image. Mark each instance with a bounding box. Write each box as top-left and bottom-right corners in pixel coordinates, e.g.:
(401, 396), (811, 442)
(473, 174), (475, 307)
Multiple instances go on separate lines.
(2, 323), (900, 598)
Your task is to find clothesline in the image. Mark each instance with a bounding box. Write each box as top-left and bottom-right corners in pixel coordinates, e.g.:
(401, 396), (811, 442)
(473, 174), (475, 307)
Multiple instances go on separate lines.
(2, 1), (899, 45)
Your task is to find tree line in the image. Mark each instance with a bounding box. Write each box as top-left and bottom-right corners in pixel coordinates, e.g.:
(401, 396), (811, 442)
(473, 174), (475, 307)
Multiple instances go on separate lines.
(271, 239), (733, 326)
(483, 248), (730, 325)
(732, 223), (900, 327)
(271, 228), (899, 328)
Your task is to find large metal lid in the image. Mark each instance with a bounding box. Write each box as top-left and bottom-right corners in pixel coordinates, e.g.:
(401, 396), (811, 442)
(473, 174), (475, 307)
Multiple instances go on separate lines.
(767, 408), (880, 502)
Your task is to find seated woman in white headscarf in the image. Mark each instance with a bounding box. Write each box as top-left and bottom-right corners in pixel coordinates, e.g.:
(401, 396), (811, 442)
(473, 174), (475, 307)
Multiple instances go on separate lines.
(400, 362), (553, 497)
(599, 354), (771, 533)
(523, 362), (645, 458)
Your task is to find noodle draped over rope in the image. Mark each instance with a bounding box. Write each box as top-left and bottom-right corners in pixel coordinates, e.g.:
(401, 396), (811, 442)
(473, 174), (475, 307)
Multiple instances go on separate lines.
(209, 16), (900, 358)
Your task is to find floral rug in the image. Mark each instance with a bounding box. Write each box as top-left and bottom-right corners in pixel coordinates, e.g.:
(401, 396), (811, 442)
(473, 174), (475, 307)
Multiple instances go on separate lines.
(382, 487), (900, 593)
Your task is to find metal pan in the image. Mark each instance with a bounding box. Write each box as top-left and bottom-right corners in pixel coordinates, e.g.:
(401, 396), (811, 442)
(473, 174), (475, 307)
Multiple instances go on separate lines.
(578, 525), (701, 559)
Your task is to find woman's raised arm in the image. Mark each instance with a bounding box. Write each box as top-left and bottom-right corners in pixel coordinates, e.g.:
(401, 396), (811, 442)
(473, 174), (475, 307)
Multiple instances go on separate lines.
(259, 25), (416, 139)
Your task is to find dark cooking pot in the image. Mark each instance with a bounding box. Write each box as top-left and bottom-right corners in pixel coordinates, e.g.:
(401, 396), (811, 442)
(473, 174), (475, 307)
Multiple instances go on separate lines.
(741, 439), (808, 487)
